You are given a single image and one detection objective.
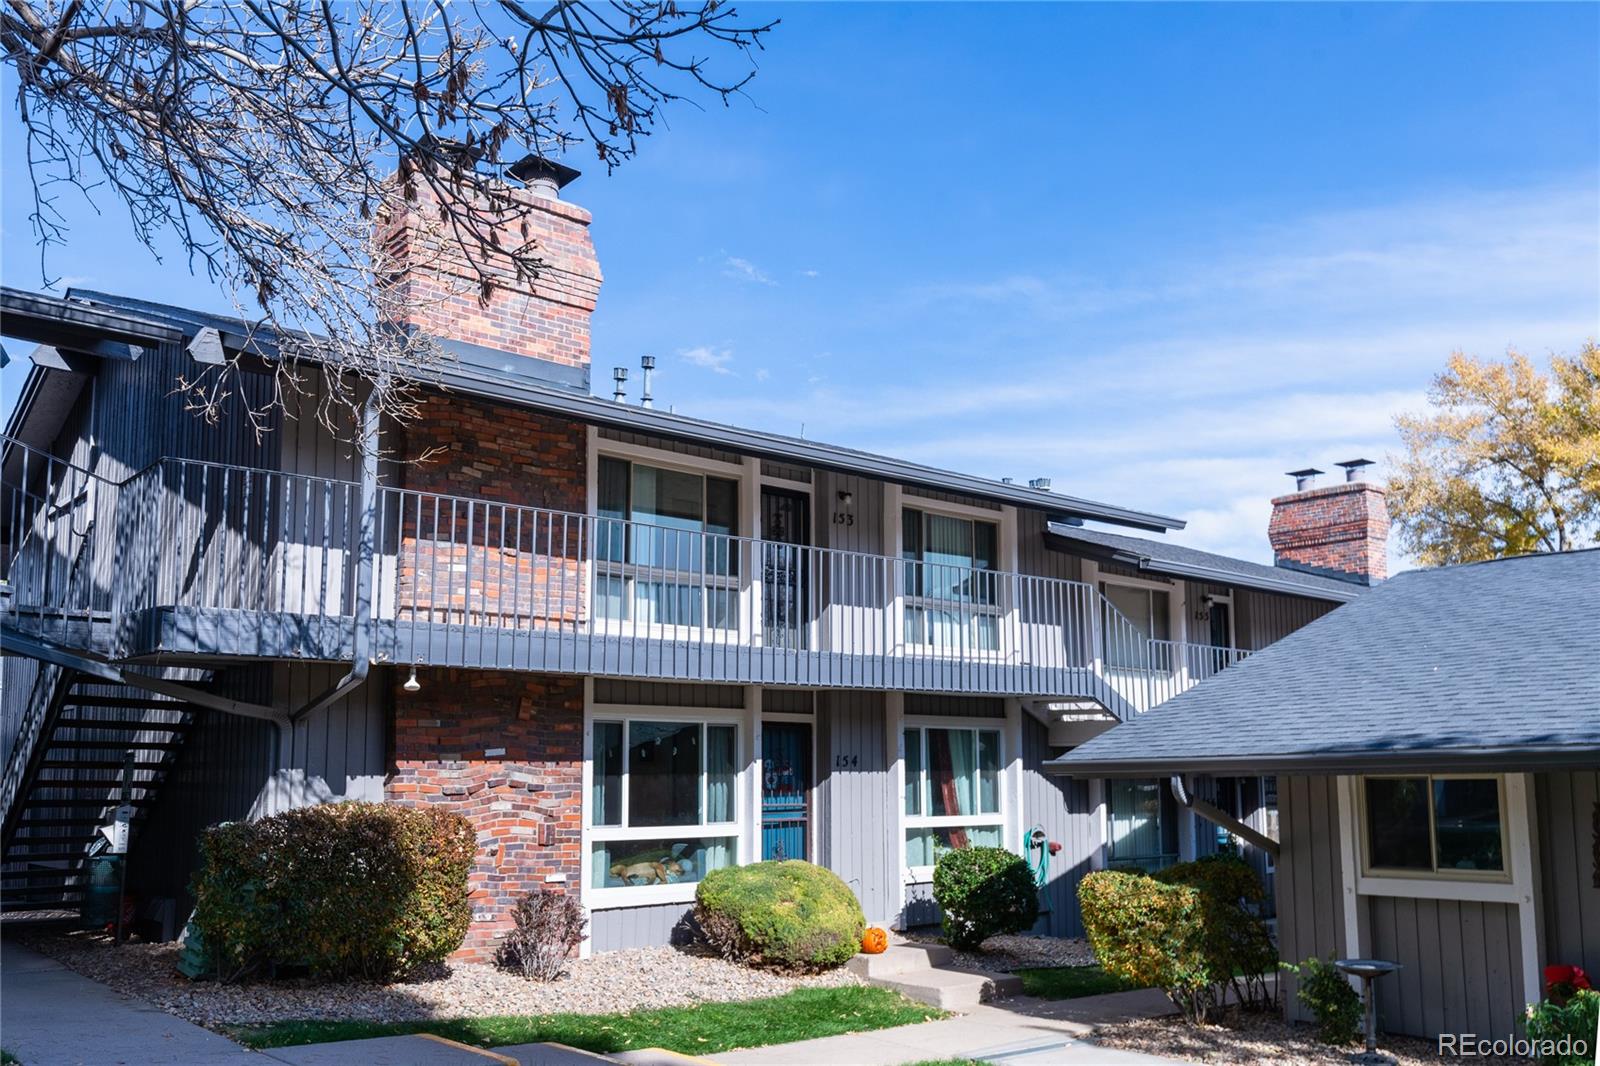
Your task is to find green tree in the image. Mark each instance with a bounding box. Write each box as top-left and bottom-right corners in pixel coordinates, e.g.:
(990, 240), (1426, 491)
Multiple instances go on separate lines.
(1388, 344), (1600, 565)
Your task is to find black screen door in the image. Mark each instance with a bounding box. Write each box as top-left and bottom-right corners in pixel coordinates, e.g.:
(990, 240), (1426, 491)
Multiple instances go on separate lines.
(761, 488), (810, 650)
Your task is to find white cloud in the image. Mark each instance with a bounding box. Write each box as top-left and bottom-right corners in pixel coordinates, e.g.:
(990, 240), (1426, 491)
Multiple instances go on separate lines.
(723, 256), (775, 286)
(680, 345), (735, 375)
(799, 269), (820, 279)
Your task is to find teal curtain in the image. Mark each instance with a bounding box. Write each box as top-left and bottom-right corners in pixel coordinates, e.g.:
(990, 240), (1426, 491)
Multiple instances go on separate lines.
(977, 730), (1000, 814)
(705, 725), (736, 823)
(1109, 778), (1164, 866)
(592, 721), (623, 826)
(929, 728), (976, 817)
(904, 728), (923, 815)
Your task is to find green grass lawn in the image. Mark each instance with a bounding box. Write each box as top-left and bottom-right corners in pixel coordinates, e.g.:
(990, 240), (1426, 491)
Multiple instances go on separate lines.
(227, 986), (943, 1053)
(1015, 964), (1143, 999)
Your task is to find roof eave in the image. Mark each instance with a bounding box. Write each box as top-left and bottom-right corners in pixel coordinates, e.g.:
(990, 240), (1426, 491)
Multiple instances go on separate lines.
(1044, 743), (1600, 777)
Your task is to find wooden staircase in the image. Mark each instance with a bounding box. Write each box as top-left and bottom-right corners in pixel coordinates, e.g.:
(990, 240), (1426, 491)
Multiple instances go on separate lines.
(1, 674), (195, 915)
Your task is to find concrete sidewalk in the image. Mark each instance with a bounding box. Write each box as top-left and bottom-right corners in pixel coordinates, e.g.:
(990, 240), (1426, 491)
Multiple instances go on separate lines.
(0, 934), (258, 1065)
(711, 986), (1189, 1065)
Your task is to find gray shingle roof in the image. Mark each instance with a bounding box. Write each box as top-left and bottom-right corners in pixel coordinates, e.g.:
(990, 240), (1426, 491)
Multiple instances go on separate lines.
(1046, 524), (1363, 603)
(1049, 549), (1600, 775)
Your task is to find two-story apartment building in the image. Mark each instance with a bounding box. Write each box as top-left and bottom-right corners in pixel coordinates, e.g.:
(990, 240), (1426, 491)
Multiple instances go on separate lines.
(0, 159), (1379, 959)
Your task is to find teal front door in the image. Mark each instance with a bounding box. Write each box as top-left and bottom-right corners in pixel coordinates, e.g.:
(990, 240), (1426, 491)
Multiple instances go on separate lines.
(761, 723), (811, 861)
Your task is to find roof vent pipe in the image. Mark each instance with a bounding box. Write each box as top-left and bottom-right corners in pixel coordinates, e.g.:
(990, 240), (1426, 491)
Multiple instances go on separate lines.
(1286, 467), (1324, 492)
(612, 366), (628, 403)
(1028, 477), (1052, 491)
(1335, 458), (1375, 483)
(1000, 477), (1014, 484)
(640, 355), (656, 409)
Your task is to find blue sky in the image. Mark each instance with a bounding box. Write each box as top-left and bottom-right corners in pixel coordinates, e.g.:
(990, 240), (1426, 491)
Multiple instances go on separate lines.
(3, 2), (1597, 566)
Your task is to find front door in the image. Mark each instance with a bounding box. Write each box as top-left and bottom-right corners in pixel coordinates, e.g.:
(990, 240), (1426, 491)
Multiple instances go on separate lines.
(760, 488), (810, 650)
(761, 722), (811, 861)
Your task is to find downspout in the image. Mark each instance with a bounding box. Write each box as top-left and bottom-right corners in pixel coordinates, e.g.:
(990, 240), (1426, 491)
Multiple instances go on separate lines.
(290, 388), (380, 723)
(1169, 774), (1280, 859)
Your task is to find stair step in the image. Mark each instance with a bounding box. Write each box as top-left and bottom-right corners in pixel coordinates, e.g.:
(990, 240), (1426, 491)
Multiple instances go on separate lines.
(38, 760), (167, 769)
(45, 741), (182, 751)
(846, 943), (956, 979)
(872, 968), (1023, 1011)
(63, 696), (187, 710)
(1, 870), (84, 883)
(23, 797), (153, 807)
(55, 718), (191, 731)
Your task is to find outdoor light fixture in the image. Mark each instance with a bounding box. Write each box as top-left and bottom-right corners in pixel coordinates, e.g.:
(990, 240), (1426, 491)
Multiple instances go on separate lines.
(403, 665), (421, 693)
(837, 490), (854, 506)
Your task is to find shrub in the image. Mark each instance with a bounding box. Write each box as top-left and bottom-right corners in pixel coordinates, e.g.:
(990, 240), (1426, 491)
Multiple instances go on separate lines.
(1078, 870), (1213, 1023)
(192, 802), (474, 983)
(1156, 855), (1277, 1011)
(1525, 989), (1599, 1066)
(1281, 955), (1362, 1045)
(498, 890), (588, 981)
(693, 860), (865, 972)
(931, 847), (1039, 951)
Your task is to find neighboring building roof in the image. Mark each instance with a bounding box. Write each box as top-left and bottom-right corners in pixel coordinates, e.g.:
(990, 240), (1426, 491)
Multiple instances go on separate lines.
(1049, 549), (1600, 775)
(1045, 524), (1364, 603)
(0, 286), (1185, 533)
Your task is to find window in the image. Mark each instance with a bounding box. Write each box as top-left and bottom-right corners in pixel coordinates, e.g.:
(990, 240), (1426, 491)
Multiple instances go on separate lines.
(590, 719), (739, 893)
(1100, 582), (1171, 670)
(1107, 778), (1178, 872)
(596, 457), (739, 628)
(901, 508), (1001, 651)
(1362, 775), (1506, 878)
(903, 725), (1003, 868)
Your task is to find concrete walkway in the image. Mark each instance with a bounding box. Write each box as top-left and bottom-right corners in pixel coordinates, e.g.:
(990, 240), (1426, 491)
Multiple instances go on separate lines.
(711, 986), (1189, 1065)
(0, 935), (258, 1066)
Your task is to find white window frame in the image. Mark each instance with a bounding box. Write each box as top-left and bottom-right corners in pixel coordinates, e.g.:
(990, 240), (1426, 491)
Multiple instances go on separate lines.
(1355, 773), (1512, 885)
(587, 436), (750, 644)
(583, 702), (746, 909)
(898, 501), (1013, 660)
(901, 718), (1007, 881)
(1097, 573), (1179, 672)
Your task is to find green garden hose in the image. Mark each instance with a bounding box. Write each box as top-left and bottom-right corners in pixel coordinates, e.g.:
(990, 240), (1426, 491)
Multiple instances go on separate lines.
(1023, 824), (1050, 887)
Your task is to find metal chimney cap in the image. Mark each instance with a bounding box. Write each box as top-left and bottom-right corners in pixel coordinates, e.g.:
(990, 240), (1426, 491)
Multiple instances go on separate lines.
(1028, 477), (1052, 491)
(507, 154), (581, 193)
(640, 354), (657, 370)
(1286, 467), (1325, 491)
(1334, 458), (1376, 482)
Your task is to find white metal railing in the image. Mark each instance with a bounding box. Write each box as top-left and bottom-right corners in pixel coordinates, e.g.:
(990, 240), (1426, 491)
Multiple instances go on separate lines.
(2, 439), (1248, 713)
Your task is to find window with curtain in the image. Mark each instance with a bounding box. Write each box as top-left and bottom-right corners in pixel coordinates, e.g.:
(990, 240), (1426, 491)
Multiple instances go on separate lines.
(901, 508), (1001, 651)
(1107, 778), (1179, 872)
(595, 456), (739, 628)
(591, 719), (739, 892)
(903, 725), (1003, 868)
(1362, 775), (1505, 878)
(1100, 582), (1171, 670)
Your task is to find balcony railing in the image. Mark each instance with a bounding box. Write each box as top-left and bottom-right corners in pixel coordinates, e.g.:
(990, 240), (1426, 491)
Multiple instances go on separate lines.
(2, 440), (1247, 711)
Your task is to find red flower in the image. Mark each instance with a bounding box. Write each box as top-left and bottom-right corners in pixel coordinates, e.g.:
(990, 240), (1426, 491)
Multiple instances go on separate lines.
(1545, 964), (1592, 995)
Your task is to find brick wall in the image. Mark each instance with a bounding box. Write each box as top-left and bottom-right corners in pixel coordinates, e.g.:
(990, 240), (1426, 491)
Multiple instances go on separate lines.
(377, 178), (602, 373)
(1268, 482), (1389, 583)
(388, 669), (585, 963)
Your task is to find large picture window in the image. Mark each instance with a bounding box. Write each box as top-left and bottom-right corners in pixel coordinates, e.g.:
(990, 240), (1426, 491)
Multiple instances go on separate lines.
(901, 508), (1001, 651)
(590, 718), (739, 893)
(903, 725), (1003, 868)
(595, 456), (739, 628)
(1100, 582), (1171, 670)
(1107, 777), (1179, 872)
(1362, 775), (1506, 878)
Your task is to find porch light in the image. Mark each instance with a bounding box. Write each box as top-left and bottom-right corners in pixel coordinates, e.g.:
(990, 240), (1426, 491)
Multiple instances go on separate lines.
(403, 665), (421, 693)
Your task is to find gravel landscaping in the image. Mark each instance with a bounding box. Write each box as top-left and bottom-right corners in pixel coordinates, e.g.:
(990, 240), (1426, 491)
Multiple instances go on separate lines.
(901, 930), (1098, 974)
(1092, 1009), (1532, 1065)
(19, 931), (860, 1030)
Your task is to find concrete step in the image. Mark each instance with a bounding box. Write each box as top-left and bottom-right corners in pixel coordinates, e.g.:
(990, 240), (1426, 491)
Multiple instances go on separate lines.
(845, 942), (954, 979)
(873, 967), (1024, 1011)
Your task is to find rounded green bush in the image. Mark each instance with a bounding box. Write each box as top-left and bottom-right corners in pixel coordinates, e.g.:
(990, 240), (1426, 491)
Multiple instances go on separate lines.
(931, 846), (1039, 951)
(192, 801), (475, 983)
(693, 860), (866, 971)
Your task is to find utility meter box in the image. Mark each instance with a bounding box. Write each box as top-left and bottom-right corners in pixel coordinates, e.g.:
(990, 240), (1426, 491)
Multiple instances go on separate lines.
(97, 804), (135, 855)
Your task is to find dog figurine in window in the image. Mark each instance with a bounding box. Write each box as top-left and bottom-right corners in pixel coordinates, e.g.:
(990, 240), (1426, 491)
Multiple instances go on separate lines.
(610, 861), (669, 885)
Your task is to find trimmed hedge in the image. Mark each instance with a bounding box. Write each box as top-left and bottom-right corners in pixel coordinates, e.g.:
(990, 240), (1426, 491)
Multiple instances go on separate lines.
(1078, 855), (1277, 1023)
(694, 861), (865, 972)
(192, 802), (475, 982)
(931, 847), (1039, 951)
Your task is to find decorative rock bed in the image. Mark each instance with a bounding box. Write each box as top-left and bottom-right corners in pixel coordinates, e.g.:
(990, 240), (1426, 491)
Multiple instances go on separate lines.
(19, 931), (861, 1029)
(901, 931), (1098, 974)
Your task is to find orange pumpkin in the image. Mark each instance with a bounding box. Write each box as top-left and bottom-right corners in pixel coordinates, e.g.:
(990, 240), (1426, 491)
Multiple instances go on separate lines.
(861, 927), (888, 954)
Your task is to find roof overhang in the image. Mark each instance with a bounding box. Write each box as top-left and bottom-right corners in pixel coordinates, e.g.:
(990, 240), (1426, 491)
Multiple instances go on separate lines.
(1045, 524), (1359, 602)
(1046, 742), (1600, 778)
(1, 286), (1188, 533)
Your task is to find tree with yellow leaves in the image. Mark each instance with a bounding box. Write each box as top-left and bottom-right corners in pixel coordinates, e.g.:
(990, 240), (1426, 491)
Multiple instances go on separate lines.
(1387, 344), (1600, 565)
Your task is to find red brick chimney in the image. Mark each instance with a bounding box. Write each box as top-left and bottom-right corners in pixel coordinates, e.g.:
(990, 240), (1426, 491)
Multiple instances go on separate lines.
(377, 155), (601, 390)
(1268, 460), (1389, 584)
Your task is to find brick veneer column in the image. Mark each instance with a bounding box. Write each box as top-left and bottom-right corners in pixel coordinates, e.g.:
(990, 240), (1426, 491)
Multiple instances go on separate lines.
(388, 669), (585, 963)
(1268, 481), (1389, 583)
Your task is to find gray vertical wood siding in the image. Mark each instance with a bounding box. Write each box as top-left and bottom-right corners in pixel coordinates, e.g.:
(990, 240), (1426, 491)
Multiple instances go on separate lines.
(1016, 510), (1081, 582)
(816, 690), (896, 923)
(590, 902), (694, 952)
(1022, 713), (1097, 937)
(815, 471), (885, 556)
(1538, 770), (1600, 975)
(1275, 775), (1347, 1024)
(1235, 590), (1337, 652)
